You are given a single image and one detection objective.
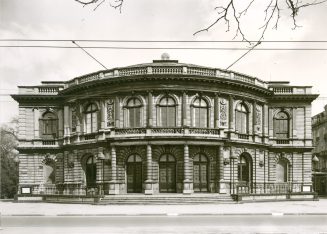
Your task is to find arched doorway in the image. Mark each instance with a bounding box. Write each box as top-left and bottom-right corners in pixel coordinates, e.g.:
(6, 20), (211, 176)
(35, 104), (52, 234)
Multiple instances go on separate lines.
(276, 160), (288, 182)
(126, 155), (143, 193)
(159, 154), (176, 193)
(238, 154), (252, 184)
(193, 154), (208, 192)
(86, 156), (97, 188)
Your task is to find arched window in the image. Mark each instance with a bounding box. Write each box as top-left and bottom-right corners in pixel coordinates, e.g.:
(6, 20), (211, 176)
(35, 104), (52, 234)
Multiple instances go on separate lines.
(40, 112), (58, 138)
(276, 160), (289, 182)
(125, 97), (142, 128)
(274, 112), (290, 139)
(238, 155), (251, 183)
(235, 103), (248, 134)
(158, 96), (176, 127)
(86, 156), (96, 188)
(192, 97), (209, 128)
(85, 103), (98, 133)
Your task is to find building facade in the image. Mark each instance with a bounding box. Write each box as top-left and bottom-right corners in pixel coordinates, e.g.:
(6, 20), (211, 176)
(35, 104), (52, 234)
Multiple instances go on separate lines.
(312, 105), (327, 196)
(12, 55), (318, 201)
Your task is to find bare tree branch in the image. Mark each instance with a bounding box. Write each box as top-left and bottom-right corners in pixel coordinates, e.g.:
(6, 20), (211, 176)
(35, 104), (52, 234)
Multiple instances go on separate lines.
(110, 0), (124, 13)
(194, 0), (327, 42)
(74, 0), (124, 12)
(74, 0), (99, 7)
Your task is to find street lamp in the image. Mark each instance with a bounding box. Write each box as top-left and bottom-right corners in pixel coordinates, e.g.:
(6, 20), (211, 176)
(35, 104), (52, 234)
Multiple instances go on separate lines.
(312, 155), (319, 193)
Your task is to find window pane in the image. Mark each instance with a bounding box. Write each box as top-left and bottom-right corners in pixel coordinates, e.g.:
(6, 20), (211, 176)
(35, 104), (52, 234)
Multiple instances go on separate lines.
(194, 108), (200, 127)
(129, 108), (135, 127)
(86, 113), (91, 133)
(135, 108), (141, 127)
(241, 113), (247, 134)
(92, 112), (97, 132)
(199, 108), (207, 128)
(160, 107), (167, 127)
(167, 107), (176, 127)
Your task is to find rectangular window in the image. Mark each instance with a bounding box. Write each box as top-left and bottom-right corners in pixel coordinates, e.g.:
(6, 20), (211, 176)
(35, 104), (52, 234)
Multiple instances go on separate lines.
(236, 112), (247, 134)
(86, 113), (91, 133)
(167, 107), (176, 127)
(129, 108), (141, 128)
(42, 119), (58, 137)
(274, 119), (288, 138)
(194, 108), (207, 128)
(92, 112), (97, 132)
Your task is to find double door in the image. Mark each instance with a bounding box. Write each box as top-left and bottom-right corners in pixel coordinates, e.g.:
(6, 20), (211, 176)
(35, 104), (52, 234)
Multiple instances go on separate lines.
(159, 162), (176, 192)
(193, 162), (208, 192)
(127, 162), (142, 193)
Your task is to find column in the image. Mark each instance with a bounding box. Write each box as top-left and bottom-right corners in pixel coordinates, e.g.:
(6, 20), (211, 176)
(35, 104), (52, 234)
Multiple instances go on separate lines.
(214, 94), (219, 128)
(115, 96), (120, 128)
(109, 145), (119, 195)
(64, 105), (70, 136)
(183, 144), (193, 194)
(252, 101), (257, 142)
(292, 108), (297, 137)
(147, 91), (153, 127)
(33, 108), (40, 138)
(230, 147), (237, 194)
(145, 145), (154, 194)
(263, 104), (269, 143)
(218, 145), (226, 193)
(228, 95), (234, 139)
(182, 91), (188, 127)
(100, 100), (106, 129)
(253, 101), (257, 131)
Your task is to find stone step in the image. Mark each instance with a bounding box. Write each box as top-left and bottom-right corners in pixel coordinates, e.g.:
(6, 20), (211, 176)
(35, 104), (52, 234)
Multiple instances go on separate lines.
(99, 194), (234, 204)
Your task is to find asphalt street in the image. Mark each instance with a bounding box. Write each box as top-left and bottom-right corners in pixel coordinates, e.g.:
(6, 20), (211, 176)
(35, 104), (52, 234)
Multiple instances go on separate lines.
(1, 215), (327, 234)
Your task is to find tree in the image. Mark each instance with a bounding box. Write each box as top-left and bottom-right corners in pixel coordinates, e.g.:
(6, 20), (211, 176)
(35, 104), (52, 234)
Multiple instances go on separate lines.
(74, 0), (327, 42)
(0, 119), (19, 199)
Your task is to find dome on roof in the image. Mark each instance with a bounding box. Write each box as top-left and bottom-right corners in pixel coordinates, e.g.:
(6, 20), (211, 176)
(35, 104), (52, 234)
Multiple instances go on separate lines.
(161, 53), (170, 60)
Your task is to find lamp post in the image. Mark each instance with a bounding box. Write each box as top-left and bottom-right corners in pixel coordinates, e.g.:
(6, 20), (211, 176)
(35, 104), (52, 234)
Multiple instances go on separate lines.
(312, 155), (319, 193)
(97, 150), (105, 196)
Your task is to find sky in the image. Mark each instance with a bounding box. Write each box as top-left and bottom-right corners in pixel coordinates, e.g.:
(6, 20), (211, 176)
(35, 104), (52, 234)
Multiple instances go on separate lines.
(1, 0), (327, 124)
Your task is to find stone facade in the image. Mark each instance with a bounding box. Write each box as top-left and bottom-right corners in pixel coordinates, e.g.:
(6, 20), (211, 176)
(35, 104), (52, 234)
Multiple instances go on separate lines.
(312, 105), (327, 195)
(12, 56), (318, 199)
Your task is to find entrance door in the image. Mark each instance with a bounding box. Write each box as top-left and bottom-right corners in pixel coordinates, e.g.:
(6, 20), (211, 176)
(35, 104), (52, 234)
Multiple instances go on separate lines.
(159, 154), (176, 193)
(193, 154), (208, 192)
(127, 155), (143, 193)
(86, 156), (97, 188)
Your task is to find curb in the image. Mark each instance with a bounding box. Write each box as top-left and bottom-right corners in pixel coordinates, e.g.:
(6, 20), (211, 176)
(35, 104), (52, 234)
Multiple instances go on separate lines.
(2, 212), (327, 216)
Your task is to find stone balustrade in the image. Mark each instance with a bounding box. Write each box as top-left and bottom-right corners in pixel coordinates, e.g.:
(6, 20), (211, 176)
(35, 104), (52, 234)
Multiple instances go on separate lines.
(63, 65), (269, 90)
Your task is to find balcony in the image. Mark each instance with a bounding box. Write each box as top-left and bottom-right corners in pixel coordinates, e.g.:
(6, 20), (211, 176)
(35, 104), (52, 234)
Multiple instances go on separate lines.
(114, 127), (221, 137)
(238, 134), (249, 140)
(276, 139), (290, 145)
(64, 65), (268, 90)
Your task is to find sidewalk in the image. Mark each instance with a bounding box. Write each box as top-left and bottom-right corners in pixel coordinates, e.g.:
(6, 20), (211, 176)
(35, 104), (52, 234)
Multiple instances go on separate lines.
(1, 199), (327, 216)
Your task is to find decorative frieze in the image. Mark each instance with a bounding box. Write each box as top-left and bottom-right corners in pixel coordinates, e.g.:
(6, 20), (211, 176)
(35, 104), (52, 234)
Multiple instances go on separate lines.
(106, 98), (115, 127)
(219, 98), (228, 127)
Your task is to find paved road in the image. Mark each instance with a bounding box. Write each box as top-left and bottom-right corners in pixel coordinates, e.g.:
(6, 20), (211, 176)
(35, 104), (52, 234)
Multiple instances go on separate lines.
(1, 215), (327, 234)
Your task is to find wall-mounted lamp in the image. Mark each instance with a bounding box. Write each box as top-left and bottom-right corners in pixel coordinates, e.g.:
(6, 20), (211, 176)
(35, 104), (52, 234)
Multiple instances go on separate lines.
(68, 153), (74, 168)
(97, 151), (105, 160)
(312, 155), (319, 162)
(223, 158), (230, 165)
(259, 161), (264, 167)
